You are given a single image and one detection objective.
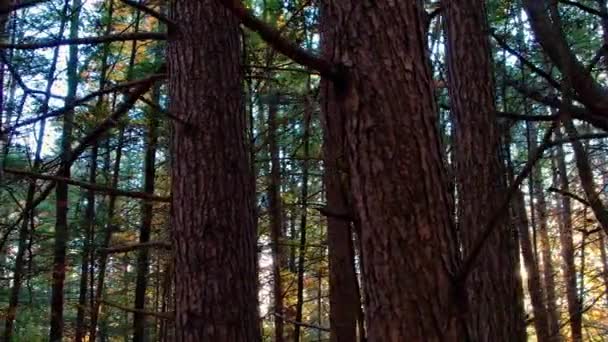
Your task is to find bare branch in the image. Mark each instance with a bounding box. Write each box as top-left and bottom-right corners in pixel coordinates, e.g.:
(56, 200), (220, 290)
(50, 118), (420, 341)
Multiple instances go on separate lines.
(558, 0), (605, 18)
(119, 0), (177, 30)
(4, 168), (171, 202)
(0, 32), (166, 50)
(100, 241), (172, 254)
(102, 300), (173, 320)
(10, 74), (166, 130)
(273, 313), (330, 332)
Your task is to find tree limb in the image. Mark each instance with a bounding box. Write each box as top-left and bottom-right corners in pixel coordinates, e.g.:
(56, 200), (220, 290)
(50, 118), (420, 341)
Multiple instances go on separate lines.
(4, 168), (170, 202)
(119, 0), (177, 30)
(102, 300), (173, 320)
(218, 0), (340, 80)
(100, 241), (172, 254)
(0, 32), (166, 50)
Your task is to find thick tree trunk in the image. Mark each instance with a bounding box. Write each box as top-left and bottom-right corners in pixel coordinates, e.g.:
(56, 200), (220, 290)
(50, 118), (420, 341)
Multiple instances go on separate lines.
(168, 1), (260, 340)
(320, 1), (463, 340)
(445, 0), (525, 340)
(554, 129), (583, 342)
(49, 0), (81, 339)
(267, 96), (285, 342)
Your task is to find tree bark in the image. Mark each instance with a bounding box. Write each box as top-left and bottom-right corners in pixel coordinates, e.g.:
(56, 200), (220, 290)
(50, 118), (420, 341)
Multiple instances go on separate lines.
(445, 0), (526, 340)
(49, 0), (81, 339)
(168, 1), (260, 340)
(319, 1), (463, 340)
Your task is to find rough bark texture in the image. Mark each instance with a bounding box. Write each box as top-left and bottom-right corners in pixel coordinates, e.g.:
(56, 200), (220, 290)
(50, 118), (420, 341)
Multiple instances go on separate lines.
(320, 1), (463, 340)
(445, 0), (526, 340)
(554, 129), (583, 342)
(168, 1), (260, 340)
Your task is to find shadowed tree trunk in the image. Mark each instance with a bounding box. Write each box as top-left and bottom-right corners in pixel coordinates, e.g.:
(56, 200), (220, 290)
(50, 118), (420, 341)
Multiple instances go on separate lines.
(529, 123), (561, 340)
(267, 94), (286, 342)
(49, 0), (81, 339)
(319, 0), (464, 340)
(320, 46), (361, 341)
(168, 0), (260, 340)
(445, 0), (526, 340)
(294, 92), (311, 342)
(133, 82), (160, 342)
(554, 128), (583, 342)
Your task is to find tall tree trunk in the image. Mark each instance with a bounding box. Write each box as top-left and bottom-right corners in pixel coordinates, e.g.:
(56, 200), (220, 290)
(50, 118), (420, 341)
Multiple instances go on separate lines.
(321, 54), (360, 342)
(320, 1), (463, 340)
(168, 1), (260, 340)
(514, 190), (553, 341)
(3, 3), (68, 338)
(75, 144), (98, 341)
(133, 80), (159, 342)
(267, 94), (285, 342)
(529, 123), (561, 340)
(444, 0), (526, 340)
(554, 129), (583, 342)
(294, 92), (311, 342)
(563, 120), (608, 231)
(49, 0), (81, 339)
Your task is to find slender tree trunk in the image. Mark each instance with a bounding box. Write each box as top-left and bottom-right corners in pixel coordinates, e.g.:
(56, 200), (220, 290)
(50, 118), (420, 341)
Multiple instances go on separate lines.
(554, 129), (583, 342)
(49, 0), (81, 339)
(445, 0), (525, 340)
(320, 1), (463, 339)
(168, 1), (260, 340)
(3, 3), (68, 338)
(75, 144), (98, 341)
(321, 56), (360, 342)
(267, 94), (286, 342)
(529, 123), (561, 340)
(133, 79), (159, 342)
(563, 120), (608, 231)
(294, 92), (311, 342)
(514, 190), (553, 341)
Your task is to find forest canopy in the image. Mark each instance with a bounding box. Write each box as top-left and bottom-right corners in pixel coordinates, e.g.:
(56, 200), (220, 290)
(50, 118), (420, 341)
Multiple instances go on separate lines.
(1, 0), (608, 341)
